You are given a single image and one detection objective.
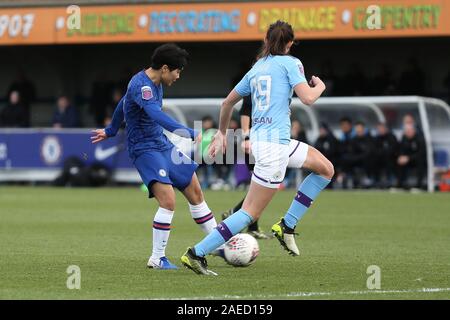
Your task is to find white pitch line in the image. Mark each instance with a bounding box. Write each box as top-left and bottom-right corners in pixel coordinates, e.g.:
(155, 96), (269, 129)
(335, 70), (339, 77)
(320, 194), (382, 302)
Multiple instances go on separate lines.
(150, 287), (450, 300)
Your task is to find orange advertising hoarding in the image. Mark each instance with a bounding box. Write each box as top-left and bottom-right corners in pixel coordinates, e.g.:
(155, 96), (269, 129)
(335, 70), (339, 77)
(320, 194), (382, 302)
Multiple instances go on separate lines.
(0, 0), (449, 45)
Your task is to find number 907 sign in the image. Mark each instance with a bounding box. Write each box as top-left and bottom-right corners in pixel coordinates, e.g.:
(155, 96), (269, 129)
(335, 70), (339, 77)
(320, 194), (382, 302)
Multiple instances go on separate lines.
(0, 14), (35, 38)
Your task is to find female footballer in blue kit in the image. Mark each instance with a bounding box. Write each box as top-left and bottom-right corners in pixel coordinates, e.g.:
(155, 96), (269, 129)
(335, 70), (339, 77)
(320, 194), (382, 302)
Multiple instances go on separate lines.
(181, 21), (334, 275)
(91, 44), (222, 270)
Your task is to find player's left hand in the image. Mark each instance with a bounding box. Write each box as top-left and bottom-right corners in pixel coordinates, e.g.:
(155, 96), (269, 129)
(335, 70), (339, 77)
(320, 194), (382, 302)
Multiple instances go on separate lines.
(91, 129), (108, 144)
(208, 131), (226, 158)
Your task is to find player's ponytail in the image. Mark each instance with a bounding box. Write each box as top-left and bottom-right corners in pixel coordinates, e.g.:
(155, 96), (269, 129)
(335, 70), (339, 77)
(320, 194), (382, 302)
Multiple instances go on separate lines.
(257, 20), (295, 59)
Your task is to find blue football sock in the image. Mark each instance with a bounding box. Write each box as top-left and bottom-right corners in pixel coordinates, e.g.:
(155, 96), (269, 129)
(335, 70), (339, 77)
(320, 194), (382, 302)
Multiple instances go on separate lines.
(193, 209), (253, 257)
(283, 173), (331, 229)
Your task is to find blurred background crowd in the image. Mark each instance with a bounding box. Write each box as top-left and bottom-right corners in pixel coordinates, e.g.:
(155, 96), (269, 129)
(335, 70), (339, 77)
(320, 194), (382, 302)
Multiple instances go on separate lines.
(0, 57), (445, 192)
(2, 58), (450, 129)
(196, 112), (427, 192)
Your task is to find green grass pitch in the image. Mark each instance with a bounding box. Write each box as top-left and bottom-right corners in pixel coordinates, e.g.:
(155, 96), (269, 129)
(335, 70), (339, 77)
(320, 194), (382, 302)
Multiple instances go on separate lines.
(0, 186), (449, 300)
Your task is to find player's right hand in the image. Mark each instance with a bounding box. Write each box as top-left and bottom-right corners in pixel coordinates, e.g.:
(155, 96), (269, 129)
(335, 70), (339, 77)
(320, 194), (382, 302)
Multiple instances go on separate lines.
(208, 131), (227, 158)
(90, 129), (108, 144)
(309, 76), (326, 90)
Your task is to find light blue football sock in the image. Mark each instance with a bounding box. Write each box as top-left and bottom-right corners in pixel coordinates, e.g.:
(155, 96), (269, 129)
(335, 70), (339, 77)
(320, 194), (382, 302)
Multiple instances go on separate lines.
(283, 173), (331, 229)
(193, 209), (253, 257)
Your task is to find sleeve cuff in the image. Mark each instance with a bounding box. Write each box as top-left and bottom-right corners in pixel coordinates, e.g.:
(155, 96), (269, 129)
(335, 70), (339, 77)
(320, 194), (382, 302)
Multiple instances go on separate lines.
(105, 127), (114, 137)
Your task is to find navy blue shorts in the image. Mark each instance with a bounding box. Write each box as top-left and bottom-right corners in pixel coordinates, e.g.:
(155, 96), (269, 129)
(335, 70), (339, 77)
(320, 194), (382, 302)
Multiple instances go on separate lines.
(134, 147), (198, 198)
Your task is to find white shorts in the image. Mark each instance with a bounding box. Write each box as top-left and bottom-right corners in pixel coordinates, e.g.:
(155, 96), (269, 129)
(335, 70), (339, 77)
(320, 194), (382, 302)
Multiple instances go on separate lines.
(251, 139), (309, 189)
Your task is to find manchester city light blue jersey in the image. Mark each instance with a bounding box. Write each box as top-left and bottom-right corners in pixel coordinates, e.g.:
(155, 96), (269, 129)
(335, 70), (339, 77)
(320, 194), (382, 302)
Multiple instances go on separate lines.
(234, 55), (307, 145)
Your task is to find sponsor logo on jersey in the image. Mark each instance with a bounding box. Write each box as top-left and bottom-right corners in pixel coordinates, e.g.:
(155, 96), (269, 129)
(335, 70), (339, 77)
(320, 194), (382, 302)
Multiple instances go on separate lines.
(253, 117), (273, 125)
(296, 61), (304, 76)
(141, 86), (153, 100)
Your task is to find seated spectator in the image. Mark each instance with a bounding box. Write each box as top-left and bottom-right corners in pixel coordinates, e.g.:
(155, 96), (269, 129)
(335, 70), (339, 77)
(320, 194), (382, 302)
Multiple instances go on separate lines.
(52, 95), (80, 128)
(340, 121), (375, 188)
(402, 112), (425, 142)
(403, 113), (417, 128)
(291, 119), (308, 144)
(336, 117), (355, 188)
(314, 122), (339, 188)
(373, 123), (399, 188)
(396, 123), (426, 190)
(339, 116), (355, 143)
(0, 90), (28, 127)
(7, 71), (36, 127)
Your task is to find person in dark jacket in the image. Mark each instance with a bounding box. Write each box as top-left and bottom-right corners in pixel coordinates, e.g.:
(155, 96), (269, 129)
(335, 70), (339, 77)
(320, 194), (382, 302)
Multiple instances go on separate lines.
(315, 122), (338, 163)
(290, 119), (309, 144)
(7, 71), (36, 127)
(373, 122), (398, 188)
(314, 122), (339, 188)
(52, 95), (80, 128)
(0, 90), (28, 128)
(340, 121), (375, 188)
(396, 123), (426, 190)
(337, 117), (355, 188)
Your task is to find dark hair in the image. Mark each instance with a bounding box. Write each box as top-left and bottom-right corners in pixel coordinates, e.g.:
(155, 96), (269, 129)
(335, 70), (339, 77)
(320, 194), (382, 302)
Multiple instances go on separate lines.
(202, 115), (214, 122)
(151, 43), (189, 71)
(355, 121), (365, 127)
(258, 20), (295, 59)
(339, 117), (352, 124)
(319, 121), (330, 132)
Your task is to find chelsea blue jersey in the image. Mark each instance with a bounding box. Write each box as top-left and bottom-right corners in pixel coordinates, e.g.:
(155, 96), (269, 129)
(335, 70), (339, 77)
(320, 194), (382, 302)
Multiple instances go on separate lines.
(105, 70), (197, 161)
(234, 55), (307, 145)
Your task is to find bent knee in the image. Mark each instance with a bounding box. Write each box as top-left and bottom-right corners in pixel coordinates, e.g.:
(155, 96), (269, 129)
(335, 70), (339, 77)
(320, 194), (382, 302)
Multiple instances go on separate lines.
(325, 161), (335, 180)
(192, 187), (204, 204)
(321, 160), (335, 180)
(157, 195), (176, 211)
(159, 201), (175, 211)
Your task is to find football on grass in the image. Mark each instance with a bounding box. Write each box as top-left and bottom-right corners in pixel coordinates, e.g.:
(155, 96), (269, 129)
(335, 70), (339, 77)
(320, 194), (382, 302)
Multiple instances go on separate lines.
(224, 233), (259, 267)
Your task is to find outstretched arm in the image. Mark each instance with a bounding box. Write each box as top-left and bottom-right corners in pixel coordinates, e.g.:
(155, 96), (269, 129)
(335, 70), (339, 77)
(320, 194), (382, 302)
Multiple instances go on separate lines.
(142, 103), (199, 140)
(239, 95), (252, 136)
(133, 84), (199, 141)
(91, 96), (125, 144)
(209, 89), (242, 157)
(105, 96), (125, 137)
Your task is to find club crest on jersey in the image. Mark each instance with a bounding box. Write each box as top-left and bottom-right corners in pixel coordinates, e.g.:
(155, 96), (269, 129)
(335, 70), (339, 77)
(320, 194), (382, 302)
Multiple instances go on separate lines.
(141, 86), (153, 100)
(298, 64), (305, 76)
(159, 169), (167, 177)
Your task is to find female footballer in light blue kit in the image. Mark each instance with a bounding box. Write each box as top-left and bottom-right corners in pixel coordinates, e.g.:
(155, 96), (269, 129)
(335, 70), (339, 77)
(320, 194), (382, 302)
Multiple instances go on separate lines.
(181, 21), (334, 275)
